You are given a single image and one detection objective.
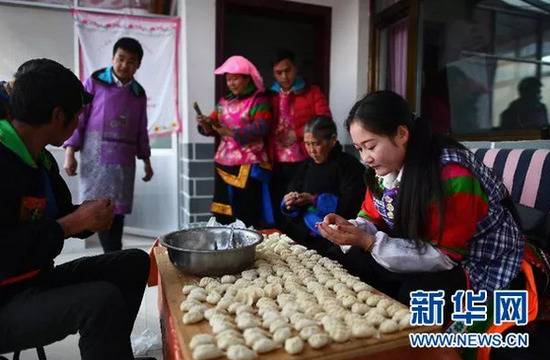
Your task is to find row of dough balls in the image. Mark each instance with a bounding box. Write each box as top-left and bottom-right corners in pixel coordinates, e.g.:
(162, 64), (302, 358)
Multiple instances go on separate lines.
(181, 232), (412, 359)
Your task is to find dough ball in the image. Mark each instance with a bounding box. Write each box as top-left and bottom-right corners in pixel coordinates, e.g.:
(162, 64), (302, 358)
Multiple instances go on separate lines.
(307, 332), (331, 349)
(226, 344), (257, 360)
(190, 333), (215, 350)
(284, 336), (304, 355)
(252, 338), (278, 353)
(182, 311), (204, 324)
(379, 319), (399, 334)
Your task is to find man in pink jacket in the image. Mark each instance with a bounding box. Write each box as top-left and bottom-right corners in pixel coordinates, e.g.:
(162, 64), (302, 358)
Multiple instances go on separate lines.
(268, 49), (331, 228)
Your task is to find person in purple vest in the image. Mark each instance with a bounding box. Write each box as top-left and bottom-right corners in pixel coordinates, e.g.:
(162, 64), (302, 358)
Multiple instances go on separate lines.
(63, 37), (154, 253)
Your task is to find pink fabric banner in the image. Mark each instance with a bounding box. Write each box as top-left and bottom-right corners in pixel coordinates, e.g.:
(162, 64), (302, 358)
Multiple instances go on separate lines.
(74, 10), (181, 136)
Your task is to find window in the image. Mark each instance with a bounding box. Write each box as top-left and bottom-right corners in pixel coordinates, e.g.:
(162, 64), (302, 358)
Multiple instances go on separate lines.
(419, 0), (550, 140)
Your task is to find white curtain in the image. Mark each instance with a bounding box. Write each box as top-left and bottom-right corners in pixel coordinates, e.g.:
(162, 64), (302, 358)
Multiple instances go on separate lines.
(388, 17), (408, 97)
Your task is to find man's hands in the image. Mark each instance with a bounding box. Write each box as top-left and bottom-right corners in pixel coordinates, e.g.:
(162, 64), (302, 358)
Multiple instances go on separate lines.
(143, 159), (154, 182)
(63, 146), (78, 176)
(276, 129), (297, 147)
(317, 213), (375, 251)
(57, 198), (114, 237)
(283, 192), (316, 209)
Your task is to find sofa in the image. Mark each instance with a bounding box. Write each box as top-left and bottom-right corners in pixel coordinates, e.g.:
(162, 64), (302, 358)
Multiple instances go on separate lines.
(473, 148), (550, 250)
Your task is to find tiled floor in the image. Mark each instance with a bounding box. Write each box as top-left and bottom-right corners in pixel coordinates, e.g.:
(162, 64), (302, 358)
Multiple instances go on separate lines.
(4, 234), (164, 360)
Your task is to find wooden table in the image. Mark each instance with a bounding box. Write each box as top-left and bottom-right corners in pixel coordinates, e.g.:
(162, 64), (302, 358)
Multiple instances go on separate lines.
(154, 247), (460, 360)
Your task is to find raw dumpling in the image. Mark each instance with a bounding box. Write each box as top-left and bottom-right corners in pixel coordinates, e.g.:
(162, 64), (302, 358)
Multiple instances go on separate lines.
(269, 318), (289, 333)
(236, 315), (261, 330)
(294, 318), (317, 331)
(183, 284), (199, 294)
(180, 299), (201, 312)
(329, 326), (351, 343)
(188, 288), (208, 302)
(206, 292), (222, 305)
(188, 304), (207, 314)
(190, 333), (215, 350)
(299, 325), (321, 340)
(307, 332), (331, 349)
(351, 321), (376, 338)
(398, 313), (412, 330)
(217, 335), (245, 350)
(244, 331), (267, 347)
(284, 336), (304, 355)
(351, 303), (369, 315)
(365, 313), (385, 327)
(252, 338), (278, 353)
(211, 321), (237, 334)
(204, 308), (225, 320)
(264, 283), (283, 298)
(272, 326), (292, 344)
(235, 304), (254, 316)
(226, 344), (257, 360)
(182, 311), (204, 324)
(192, 343), (223, 360)
(366, 294), (382, 306)
(199, 277), (216, 288)
(357, 290), (373, 302)
(221, 275), (237, 284)
(379, 319), (399, 334)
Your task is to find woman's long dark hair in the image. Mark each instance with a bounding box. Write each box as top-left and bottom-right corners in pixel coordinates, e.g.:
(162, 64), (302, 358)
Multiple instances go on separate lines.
(346, 91), (465, 241)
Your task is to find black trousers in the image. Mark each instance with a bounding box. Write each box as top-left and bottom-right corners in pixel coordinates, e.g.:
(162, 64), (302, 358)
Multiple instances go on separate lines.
(270, 161), (306, 228)
(98, 214), (125, 253)
(0, 249), (150, 360)
(213, 168), (265, 229)
(341, 247), (467, 319)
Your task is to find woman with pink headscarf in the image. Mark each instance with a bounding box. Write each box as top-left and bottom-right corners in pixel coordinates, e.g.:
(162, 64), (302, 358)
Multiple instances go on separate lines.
(197, 55), (274, 228)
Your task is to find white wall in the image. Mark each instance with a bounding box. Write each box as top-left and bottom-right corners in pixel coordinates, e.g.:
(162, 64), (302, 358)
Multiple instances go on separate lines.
(0, 3), (179, 237)
(125, 148), (179, 237)
(292, 0), (365, 142)
(180, 0), (370, 144)
(0, 5), (75, 78)
(179, 0), (217, 144)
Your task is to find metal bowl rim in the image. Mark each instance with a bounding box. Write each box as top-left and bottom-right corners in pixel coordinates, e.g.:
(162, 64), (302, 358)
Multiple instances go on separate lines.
(159, 226), (263, 253)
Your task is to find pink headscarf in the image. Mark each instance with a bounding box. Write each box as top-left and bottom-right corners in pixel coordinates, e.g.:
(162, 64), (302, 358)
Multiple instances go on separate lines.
(214, 55), (264, 93)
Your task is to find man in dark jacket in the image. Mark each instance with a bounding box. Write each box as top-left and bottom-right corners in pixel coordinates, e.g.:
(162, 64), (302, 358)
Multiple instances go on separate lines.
(0, 81), (9, 120)
(500, 77), (549, 130)
(0, 60), (151, 360)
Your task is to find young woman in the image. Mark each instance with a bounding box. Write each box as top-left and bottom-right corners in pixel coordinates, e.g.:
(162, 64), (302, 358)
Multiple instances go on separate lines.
(318, 91), (524, 307)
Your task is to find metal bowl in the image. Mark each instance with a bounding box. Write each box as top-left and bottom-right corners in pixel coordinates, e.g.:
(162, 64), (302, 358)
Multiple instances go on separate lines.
(160, 226), (263, 276)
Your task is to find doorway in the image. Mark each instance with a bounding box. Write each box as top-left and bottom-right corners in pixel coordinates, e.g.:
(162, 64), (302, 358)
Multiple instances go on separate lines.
(216, 0), (331, 99)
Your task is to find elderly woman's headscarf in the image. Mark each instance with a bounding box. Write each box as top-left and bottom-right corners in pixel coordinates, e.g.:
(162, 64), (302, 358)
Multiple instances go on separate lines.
(214, 55), (264, 93)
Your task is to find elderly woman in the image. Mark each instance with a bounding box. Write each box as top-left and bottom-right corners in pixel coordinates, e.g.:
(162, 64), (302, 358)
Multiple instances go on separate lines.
(197, 55), (273, 228)
(280, 116), (365, 256)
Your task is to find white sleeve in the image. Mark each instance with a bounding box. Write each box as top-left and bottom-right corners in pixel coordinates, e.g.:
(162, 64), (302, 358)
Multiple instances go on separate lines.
(339, 217), (378, 254)
(370, 231), (457, 273)
(348, 217), (378, 235)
